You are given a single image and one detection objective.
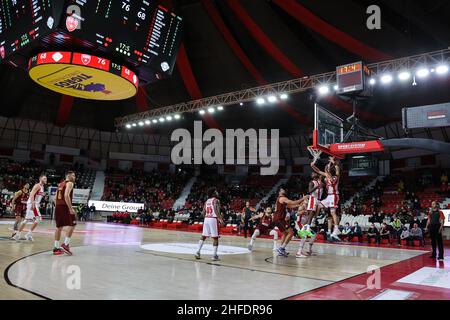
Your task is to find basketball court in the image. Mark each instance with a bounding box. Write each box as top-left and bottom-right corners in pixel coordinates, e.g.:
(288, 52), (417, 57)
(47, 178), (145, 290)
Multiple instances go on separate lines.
(1, 0), (450, 306)
(2, 220), (448, 300)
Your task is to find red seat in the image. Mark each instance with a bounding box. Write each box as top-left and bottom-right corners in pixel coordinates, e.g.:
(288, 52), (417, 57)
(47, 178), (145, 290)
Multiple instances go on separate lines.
(381, 239), (389, 245)
(400, 239), (407, 246)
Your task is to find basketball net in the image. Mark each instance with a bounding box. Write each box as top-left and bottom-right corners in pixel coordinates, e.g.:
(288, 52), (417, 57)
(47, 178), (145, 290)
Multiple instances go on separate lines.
(307, 146), (322, 163)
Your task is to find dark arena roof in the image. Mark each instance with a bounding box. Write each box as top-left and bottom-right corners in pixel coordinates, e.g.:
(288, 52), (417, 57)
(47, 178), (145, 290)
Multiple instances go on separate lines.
(1, 0), (450, 136)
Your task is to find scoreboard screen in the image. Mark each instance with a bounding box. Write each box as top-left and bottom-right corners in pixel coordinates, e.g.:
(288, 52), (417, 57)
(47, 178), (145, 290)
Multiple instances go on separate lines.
(349, 156), (378, 177)
(0, 0), (56, 63)
(336, 61), (372, 97)
(63, 0), (183, 75)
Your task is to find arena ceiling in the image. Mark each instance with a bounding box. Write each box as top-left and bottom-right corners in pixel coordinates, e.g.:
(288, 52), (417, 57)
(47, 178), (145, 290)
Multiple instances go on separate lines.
(1, 0), (450, 137)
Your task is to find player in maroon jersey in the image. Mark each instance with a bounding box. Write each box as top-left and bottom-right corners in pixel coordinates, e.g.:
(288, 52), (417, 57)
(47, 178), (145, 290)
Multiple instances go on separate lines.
(53, 171), (77, 255)
(273, 186), (307, 257)
(10, 183), (30, 238)
(247, 207), (278, 252)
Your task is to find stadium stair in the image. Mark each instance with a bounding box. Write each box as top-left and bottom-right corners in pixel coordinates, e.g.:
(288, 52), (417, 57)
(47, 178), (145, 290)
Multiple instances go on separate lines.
(255, 173), (291, 210)
(172, 176), (197, 210)
(342, 176), (384, 208)
(90, 170), (106, 201)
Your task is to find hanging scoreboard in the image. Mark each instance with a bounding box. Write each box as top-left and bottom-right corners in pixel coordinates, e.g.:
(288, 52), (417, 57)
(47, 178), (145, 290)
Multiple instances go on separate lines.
(62, 0), (183, 75)
(0, 0), (56, 63)
(0, 0), (183, 85)
(336, 61), (372, 97)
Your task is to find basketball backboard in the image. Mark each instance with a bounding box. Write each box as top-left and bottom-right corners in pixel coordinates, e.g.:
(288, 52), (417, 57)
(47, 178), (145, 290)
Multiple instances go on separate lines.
(309, 103), (384, 159)
(314, 103), (343, 145)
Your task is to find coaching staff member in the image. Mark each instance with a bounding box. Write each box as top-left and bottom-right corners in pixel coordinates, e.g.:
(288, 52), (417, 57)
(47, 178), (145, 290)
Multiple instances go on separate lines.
(425, 201), (445, 262)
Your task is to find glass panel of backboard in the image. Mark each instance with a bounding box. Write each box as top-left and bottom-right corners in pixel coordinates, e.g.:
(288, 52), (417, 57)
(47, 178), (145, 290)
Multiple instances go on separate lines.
(314, 103), (344, 147)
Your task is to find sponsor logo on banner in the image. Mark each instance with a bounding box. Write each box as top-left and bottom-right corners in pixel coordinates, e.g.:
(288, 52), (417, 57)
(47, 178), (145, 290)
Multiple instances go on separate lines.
(443, 209), (450, 227)
(88, 200), (144, 213)
(73, 189), (91, 204)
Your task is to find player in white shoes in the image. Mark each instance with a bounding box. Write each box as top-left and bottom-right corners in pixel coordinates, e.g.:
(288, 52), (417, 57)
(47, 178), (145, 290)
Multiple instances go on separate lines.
(195, 189), (224, 261)
(302, 172), (324, 237)
(295, 204), (317, 258)
(14, 174), (47, 241)
(247, 207), (278, 252)
(311, 156), (341, 242)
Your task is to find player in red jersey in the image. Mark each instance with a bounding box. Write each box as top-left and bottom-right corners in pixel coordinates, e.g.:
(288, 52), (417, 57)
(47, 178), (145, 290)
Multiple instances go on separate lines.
(295, 203), (318, 258)
(195, 189), (224, 261)
(10, 183), (30, 238)
(311, 157), (341, 241)
(14, 176), (47, 241)
(273, 186), (307, 257)
(53, 171), (77, 255)
(302, 172), (324, 236)
(247, 207), (278, 252)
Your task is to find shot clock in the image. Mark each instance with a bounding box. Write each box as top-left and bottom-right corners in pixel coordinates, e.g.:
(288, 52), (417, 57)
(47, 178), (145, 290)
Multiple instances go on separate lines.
(336, 61), (373, 97)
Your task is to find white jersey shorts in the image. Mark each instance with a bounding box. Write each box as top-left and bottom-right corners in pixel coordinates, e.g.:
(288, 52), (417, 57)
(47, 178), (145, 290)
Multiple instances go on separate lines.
(25, 203), (42, 221)
(307, 195), (321, 211)
(202, 217), (220, 238)
(321, 194), (339, 209)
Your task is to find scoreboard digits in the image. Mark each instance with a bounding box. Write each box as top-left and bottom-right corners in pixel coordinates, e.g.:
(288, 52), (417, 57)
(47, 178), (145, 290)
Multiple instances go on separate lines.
(0, 0), (54, 61)
(65, 0), (182, 74)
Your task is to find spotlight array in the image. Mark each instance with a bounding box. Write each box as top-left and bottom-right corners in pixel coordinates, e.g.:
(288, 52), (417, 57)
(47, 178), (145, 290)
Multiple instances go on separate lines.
(315, 64), (449, 96)
(255, 93), (289, 105)
(125, 112), (182, 129)
(126, 92), (291, 128)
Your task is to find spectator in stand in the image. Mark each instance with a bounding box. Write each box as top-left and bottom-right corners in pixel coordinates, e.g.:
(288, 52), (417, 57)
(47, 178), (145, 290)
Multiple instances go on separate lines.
(367, 223), (380, 244)
(410, 215), (421, 230)
(349, 222), (363, 242)
(408, 223), (424, 246)
(167, 209), (176, 223)
(379, 223), (391, 244)
(390, 216), (403, 245)
(373, 197), (383, 210)
(425, 201), (445, 261)
(412, 193), (421, 212)
(441, 172), (448, 192)
(400, 226), (410, 245)
(349, 205), (358, 217)
(398, 180), (405, 192)
(341, 223), (352, 242)
(241, 201), (255, 239)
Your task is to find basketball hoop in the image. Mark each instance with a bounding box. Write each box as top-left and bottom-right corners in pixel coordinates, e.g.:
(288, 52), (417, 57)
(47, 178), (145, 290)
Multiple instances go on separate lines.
(307, 146), (322, 163)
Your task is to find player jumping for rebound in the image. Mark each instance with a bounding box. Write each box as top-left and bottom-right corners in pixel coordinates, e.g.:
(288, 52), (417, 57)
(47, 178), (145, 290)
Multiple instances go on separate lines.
(247, 207), (278, 252)
(14, 175), (47, 241)
(295, 204), (318, 258)
(195, 189), (224, 261)
(11, 183), (29, 238)
(53, 171), (77, 255)
(273, 186), (306, 257)
(311, 157), (341, 241)
(302, 172), (324, 237)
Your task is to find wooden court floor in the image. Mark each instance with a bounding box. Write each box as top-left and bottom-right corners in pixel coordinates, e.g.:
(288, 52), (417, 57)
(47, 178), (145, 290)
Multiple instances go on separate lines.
(0, 220), (427, 300)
